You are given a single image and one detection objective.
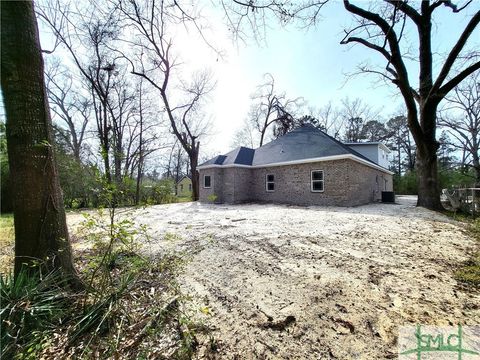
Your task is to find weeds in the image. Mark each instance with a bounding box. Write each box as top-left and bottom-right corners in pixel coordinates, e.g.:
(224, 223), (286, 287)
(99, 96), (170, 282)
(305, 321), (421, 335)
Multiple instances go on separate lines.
(0, 267), (72, 358)
(1, 249), (191, 358)
(455, 218), (480, 288)
(1, 177), (211, 358)
(1, 187), (202, 359)
(164, 232), (183, 242)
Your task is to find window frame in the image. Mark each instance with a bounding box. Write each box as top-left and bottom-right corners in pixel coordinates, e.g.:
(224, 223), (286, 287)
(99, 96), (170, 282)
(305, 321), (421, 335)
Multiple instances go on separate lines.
(203, 175), (212, 189)
(310, 170), (324, 193)
(265, 174), (275, 192)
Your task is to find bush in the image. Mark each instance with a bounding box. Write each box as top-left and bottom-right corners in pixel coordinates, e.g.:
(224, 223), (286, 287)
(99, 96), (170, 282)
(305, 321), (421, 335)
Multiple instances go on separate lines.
(141, 178), (175, 205)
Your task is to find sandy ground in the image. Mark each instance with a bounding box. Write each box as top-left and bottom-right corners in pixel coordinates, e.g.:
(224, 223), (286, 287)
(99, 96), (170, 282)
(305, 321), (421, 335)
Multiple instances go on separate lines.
(69, 196), (480, 359)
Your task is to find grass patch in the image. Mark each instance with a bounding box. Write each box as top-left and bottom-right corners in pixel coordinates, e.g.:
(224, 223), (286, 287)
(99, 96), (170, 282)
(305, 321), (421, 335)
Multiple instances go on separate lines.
(175, 196), (192, 203)
(164, 232), (183, 242)
(455, 252), (480, 287)
(455, 219), (480, 289)
(0, 213), (14, 274)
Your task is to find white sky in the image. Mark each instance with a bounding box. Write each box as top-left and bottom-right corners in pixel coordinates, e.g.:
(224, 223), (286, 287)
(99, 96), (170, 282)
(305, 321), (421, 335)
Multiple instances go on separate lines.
(33, 0), (479, 161)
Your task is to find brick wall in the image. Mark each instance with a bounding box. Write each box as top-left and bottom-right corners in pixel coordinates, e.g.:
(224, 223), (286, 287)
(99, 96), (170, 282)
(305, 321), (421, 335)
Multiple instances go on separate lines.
(199, 168), (224, 203)
(199, 158), (393, 206)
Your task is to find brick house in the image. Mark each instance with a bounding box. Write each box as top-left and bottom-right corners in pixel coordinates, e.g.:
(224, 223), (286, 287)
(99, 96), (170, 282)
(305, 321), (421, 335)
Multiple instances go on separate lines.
(197, 125), (393, 206)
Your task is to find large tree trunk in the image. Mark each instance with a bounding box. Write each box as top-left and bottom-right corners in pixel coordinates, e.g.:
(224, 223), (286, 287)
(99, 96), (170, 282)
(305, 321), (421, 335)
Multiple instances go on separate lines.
(1, 1), (81, 287)
(416, 145), (442, 209)
(414, 108), (443, 210)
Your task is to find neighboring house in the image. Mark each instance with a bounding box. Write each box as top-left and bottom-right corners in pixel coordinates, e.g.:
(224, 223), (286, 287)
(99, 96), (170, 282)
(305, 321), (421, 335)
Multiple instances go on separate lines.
(197, 125), (394, 206)
(176, 175), (192, 197)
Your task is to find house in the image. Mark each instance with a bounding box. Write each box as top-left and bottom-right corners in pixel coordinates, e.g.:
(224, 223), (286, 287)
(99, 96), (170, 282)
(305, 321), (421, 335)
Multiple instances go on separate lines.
(176, 175), (192, 197)
(197, 125), (394, 206)
(344, 142), (391, 169)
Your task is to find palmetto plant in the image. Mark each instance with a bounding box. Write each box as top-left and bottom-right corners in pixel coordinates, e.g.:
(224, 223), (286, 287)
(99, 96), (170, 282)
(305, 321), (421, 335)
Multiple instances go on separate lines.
(0, 267), (71, 358)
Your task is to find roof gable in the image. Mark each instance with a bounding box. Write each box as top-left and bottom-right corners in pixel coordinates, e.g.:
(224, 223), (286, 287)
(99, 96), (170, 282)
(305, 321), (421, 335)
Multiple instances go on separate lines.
(252, 125), (375, 166)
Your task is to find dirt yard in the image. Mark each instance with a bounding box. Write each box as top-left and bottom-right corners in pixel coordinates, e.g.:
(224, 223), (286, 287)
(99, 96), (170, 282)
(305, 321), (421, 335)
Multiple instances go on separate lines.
(69, 196), (480, 359)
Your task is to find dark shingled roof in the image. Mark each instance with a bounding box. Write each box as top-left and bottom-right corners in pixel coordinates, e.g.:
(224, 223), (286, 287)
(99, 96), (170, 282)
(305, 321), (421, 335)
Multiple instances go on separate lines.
(199, 147), (255, 167)
(222, 147), (256, 166)
(199, 125), (381, 168)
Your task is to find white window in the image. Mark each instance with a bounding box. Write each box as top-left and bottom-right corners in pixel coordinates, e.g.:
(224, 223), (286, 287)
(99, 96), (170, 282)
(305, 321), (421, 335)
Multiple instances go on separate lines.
(311, 170), (324, 192)
(266, 174), (275, 192)
(204, 175), (212, 188)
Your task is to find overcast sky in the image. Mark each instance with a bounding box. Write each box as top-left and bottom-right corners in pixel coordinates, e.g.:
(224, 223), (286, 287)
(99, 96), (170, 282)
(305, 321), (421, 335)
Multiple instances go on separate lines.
(30, 0), (480, 159)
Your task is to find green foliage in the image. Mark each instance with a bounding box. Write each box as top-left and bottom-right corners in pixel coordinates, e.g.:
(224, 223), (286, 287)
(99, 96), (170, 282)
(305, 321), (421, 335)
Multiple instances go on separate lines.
(439, 168), (476, 189)
(393, 171), (418, 195)
(0, 122), (12, 213)
(455, 219), (480, 288)
(164, 232), (182, 242)
(79, 206), (148, 296)
(394, 168), (476, 195)
(455, 252), (480, 287)
(142, 178), (176, 205)
(207, 194), (218, 203)
(56, 151), (100, 209)
(0, 267), (70, 359)
(0, 214), (14, 274)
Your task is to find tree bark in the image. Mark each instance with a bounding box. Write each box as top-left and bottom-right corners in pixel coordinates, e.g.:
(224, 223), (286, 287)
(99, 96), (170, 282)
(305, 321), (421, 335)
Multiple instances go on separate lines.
(415, 107), (443, 209)
(1, 1), (81, 287)
(416, 141), (442, 209)
(189, 145), (199, 201)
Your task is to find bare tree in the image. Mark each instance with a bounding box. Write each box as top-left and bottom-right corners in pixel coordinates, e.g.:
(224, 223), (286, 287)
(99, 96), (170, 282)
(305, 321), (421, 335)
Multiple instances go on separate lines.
(231, 119), (259, 148)
(439, 72), (480, 184)
(224, 1), (480, 210)
(45, 59), (90, 161)
(1, 1), (81, 285)
(248, 73), (303, 146)
(311, 102), (343, 139)
(338, 97), (381, 142)
(386, 115), (416, 174)
(38, 1), (125, 184)
(115, 0), (214, 201)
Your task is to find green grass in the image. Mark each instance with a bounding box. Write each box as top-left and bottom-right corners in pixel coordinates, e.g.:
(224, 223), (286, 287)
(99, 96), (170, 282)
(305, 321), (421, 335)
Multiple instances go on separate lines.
(455, 252), (480, 287)
(0, 213), (14, 274)
(455, 219), (480, 288)
(175, 196), (193, 203)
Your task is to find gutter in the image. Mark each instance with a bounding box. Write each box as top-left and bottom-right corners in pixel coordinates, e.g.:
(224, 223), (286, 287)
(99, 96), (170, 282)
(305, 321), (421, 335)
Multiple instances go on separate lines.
(198, 154), (394, 175)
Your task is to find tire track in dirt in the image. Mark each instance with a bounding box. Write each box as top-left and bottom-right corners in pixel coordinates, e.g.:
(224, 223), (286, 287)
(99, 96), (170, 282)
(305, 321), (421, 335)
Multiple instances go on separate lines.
(69, 197), (480, 359)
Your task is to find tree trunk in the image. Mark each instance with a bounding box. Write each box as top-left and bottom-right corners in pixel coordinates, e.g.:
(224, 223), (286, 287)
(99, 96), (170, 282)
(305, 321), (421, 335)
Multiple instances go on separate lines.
(1, 1), (81, 287)
(414, 109), (443, 210)
(189, 143), (199, 201)
(135, 96), (144, 205)
(190, 159), (199, 201)
(472, 153), (480, 186)
(416, 146), (442, 209)
(114, 144), (122, 185)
